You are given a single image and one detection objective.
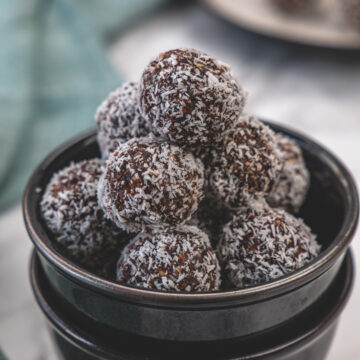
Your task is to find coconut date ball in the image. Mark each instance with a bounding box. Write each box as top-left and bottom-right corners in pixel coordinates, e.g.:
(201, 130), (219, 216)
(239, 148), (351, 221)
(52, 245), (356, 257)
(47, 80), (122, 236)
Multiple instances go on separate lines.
(139, 48), (247, 146)
(271, 0), (311, 12)
(218, 202), (321, 288)
(267, 134), (310, 213)
(95, 82), (155, 159)
(340, 0), (360, 29)
(98, 138), (205, 232)
(41, 159), (131, 277)
(187, 196), (232, 248)
(117, 226), (221, 292)
(208, 115), (283, 209)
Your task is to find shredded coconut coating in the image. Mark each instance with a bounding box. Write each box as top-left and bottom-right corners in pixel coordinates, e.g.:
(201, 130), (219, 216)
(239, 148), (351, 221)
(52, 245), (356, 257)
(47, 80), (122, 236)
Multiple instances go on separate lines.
(96, 82), (156, 159)
(218, 203), (321, 288)
(98, 138), (205, 232)
(341, 0), (360, 29)
(187, 196), (232, 249)
(267, 134), (310, 213)
(116, 226), (221, 292)
(40, 159), (132, 277)
(271, 0), (310, 12)
(139, 48), (247, 146)
(207, 115), (283, 209)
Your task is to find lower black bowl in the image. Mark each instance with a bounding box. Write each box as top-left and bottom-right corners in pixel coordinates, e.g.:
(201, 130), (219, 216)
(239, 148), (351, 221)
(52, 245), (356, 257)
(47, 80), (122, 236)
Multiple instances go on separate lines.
(30, 249), (354, 360)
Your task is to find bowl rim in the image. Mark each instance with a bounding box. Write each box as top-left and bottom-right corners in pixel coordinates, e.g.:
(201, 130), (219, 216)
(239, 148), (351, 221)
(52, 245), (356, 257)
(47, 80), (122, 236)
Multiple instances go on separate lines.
(23, 121), (359, 305)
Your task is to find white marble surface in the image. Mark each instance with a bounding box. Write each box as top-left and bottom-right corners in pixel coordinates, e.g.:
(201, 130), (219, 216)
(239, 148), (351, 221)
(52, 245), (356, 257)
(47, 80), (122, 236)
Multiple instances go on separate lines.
(0, 2), (360, 359)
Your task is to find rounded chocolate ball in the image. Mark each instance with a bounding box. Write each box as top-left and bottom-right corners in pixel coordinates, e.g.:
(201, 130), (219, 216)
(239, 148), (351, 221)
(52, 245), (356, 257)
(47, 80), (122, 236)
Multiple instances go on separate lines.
(98, 138), (204, 232)
(187, 196), (232, 248)
(207, 115), (283, 209)
(96, 82), (155, 159)
(139, 48), (247, 146)
(218, 202), (320, 288)
(41, 159), (131, 277)
(116, 226), (221, 292)
(267, 134), (309, 213)
(271, 0), (311, 12)
(340, 0), (360, 29)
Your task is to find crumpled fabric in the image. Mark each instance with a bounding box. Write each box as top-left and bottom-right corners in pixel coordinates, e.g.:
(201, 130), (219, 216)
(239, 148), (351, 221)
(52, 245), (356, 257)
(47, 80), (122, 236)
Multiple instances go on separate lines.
(0, 0), (170, 211)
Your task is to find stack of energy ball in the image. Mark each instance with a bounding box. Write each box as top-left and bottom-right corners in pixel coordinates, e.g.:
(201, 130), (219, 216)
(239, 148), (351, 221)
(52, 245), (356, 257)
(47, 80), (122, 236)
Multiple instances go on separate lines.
(41, 48), (320, 292)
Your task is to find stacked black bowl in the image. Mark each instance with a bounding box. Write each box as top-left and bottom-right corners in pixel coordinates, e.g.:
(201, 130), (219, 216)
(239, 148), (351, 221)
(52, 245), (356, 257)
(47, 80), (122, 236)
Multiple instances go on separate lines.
(23, 122), (358, 359)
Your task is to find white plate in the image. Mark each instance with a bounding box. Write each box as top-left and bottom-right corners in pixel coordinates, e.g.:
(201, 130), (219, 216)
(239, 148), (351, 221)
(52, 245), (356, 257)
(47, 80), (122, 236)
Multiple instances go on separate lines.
(201, 0), (360, 49)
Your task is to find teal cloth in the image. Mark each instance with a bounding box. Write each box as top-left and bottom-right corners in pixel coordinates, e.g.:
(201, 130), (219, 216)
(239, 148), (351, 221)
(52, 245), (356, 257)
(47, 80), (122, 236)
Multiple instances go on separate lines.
(0, 348), (7, 360)
(0, 0), (171, 211)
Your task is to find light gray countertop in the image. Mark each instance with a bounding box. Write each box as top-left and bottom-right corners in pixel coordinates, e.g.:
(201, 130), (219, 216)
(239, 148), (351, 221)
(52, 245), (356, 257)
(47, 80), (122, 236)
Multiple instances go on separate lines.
(1, 3), (359, 359)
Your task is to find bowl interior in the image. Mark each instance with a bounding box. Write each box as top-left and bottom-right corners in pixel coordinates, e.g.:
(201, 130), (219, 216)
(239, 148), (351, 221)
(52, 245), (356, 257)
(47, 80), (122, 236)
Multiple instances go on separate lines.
(23, 123), (358, 300)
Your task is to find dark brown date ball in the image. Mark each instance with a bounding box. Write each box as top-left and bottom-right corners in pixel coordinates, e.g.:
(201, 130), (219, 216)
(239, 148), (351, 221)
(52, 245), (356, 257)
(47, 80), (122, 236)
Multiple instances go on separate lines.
(116, 226), (221, 292)
(340, 0), (360, 29)
(218, 201), (320, 288)
(271, 0), (311, 12)
(187, 196), (232, 249)
(96, 82), (155, 159)
(208, 115), (283, 209)
(267, 134), (310, 213)
(139, 48), (247, 146)
(97, 138), (204, 232)
(40, 159), (131, 278)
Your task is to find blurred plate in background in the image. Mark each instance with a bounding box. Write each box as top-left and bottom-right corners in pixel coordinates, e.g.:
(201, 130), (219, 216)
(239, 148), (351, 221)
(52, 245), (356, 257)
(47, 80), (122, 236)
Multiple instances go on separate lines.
(201, 0), (360, 49)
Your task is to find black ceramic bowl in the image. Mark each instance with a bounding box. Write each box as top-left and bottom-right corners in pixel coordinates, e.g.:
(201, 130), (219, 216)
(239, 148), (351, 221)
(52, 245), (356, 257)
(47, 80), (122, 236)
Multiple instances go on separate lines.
(23, 123), (359, 342)
(30, 249), (354, 360)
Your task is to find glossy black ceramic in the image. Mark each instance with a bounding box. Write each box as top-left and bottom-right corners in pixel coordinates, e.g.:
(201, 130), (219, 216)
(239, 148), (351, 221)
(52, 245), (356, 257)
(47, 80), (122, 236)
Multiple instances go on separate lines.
(23, 123), (359, 341)
(30, 250), (354, 360)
